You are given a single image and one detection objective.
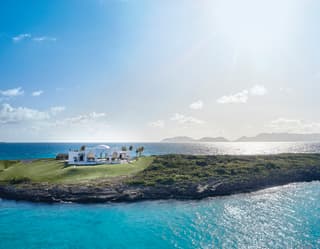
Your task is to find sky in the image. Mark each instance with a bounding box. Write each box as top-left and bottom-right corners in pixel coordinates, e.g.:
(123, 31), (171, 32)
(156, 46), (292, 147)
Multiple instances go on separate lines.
(0, 0), (320, 142)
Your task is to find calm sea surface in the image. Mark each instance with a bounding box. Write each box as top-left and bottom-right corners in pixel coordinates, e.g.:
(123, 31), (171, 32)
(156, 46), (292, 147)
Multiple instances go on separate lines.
(0, 142), (320, 249)
(1, 141), (320, 160)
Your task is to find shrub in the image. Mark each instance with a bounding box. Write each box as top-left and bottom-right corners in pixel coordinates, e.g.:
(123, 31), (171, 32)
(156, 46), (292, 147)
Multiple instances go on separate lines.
(196, 161), (208, 166)
(156, 177), (175, 185)
(9, 177), (31, 184)
(265, 162), (277, 169)
(215, 168), (227, 174)
(56, 153), (68, 160)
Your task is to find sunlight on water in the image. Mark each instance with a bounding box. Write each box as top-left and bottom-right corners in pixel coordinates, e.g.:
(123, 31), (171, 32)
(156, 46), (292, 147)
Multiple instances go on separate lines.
(0, 182), (320, 249)
(1, 142), (320, 160)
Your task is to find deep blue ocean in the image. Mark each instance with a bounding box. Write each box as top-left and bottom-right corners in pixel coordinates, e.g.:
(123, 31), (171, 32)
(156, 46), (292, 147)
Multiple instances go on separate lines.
(0, 142), (320, 248)
(1, 141), (320, 160)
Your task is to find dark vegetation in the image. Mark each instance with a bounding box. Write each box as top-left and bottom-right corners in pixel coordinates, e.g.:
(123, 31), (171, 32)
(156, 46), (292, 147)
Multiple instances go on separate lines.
(55, 153), (68, 160)
(127, 154), (320, 186)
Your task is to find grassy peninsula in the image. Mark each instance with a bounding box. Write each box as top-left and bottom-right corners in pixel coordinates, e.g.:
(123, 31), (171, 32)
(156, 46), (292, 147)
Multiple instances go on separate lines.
(0, 154), (320, 203)
(0, 157), (153, 184)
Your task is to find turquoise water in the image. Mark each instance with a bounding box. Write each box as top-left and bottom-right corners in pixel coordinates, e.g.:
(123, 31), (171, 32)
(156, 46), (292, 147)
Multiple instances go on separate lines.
(1, 182), (320, 248)
(1, 142), (320, 248)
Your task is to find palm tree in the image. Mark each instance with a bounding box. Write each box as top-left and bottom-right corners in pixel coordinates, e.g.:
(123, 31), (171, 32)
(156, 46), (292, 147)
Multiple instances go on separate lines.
(139, 146), (144, 157)
(134, 146), (145, 158)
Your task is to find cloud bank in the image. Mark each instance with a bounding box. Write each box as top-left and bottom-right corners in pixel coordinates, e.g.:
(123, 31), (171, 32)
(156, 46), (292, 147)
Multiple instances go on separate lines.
(0, 87), (24, 97)
(267, 118), (320, 133)
(217, 85), (267, 104)
(0, 103), (49, 124)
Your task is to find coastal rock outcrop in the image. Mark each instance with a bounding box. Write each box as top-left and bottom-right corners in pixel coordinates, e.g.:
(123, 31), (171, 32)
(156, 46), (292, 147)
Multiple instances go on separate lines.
(1, 154), (320, 203)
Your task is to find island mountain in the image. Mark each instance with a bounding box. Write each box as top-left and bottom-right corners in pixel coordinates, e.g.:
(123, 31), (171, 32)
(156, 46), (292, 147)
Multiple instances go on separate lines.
(162, 133), (320, 142)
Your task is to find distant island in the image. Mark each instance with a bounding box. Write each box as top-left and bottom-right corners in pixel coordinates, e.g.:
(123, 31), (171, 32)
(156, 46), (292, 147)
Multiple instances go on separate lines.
(1, 154), (320, 203)
(162, 133), (320, 143)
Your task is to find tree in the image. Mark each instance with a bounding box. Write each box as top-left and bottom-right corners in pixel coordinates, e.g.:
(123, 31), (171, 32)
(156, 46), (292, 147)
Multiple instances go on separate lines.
(139, 146), (144, 157)
(129, 145), (133, 151)
(80, 145), (86, 151)
(121, 146), (127, 151)
(134, 146), (145, 158)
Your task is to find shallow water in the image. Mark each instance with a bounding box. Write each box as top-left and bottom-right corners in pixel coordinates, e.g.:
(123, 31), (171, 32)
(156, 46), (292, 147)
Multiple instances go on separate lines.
(0, 182), (319, 249)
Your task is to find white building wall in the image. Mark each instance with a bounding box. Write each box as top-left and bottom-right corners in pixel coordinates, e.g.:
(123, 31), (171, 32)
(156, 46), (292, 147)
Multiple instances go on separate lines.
(68, 151), (79, 164)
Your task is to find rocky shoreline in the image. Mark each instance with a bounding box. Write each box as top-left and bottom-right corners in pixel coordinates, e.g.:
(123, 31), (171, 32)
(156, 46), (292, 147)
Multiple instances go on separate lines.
(1, 171), (319, 204)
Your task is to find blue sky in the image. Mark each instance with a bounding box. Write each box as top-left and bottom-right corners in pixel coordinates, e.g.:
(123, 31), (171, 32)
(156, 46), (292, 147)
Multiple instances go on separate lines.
(1, 0), (320, 142)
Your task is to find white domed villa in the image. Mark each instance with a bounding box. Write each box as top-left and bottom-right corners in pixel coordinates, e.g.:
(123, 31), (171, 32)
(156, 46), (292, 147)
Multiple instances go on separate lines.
(67, 145), (130, 165)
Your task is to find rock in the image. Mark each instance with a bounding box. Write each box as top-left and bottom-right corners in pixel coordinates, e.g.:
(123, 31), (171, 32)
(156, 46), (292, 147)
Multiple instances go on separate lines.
(1, 168), (320, 203)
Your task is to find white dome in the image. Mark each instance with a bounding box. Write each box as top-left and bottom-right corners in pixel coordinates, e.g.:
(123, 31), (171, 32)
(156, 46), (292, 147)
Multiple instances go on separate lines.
(96, 144), (110, 150)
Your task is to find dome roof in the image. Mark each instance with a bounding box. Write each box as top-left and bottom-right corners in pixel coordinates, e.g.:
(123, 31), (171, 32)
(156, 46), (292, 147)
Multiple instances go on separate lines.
(96, 144), (110, 150)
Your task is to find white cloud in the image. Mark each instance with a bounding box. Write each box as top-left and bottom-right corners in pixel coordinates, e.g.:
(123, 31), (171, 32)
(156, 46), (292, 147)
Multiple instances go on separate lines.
(189, 100), (204, 110)
(32, 36), (57, 42)
(0, 103), (49, 124)
(170, 113), (205, 125)
(32, 90), (44, 97)
(0, 103), (110, 141)
(0, 87), (24, 97)
(267, 118), (320, 133)
(250, 85), (267, 96)
(61, 112), (107, 125)
(0, 104), (101, 126)
(50, 106), (66, 115)
(12, 34), (56, 43)
(217, 85), (267, 104)
(217, 90), (249, 104)
(12, 34), (31, 42)
(0, 102), (65, 124)
(90, 112), (106, 119)
(148, 120), (165, 128)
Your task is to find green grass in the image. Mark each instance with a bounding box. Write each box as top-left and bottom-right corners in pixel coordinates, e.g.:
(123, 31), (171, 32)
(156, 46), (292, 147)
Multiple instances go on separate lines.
(0, 157), (154, 184)
(0, 160), (19, 171)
